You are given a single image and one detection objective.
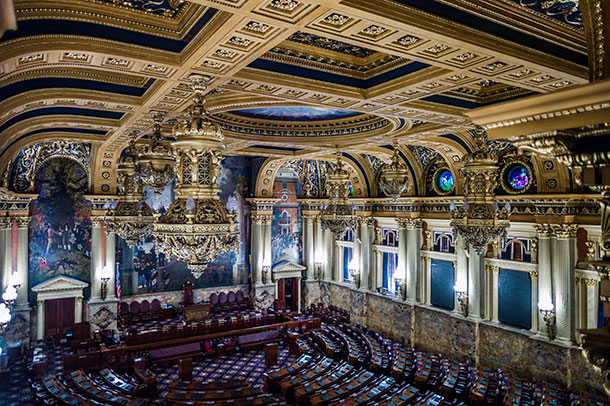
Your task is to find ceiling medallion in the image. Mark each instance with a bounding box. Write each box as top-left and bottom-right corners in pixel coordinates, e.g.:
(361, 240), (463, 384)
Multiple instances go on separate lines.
(104, 134), (154, 247)
(135, 111), (176, 194)
(450, 126), (511, 254)
(153, 74), (239, 277)
(319, 151), (358, 239)
(378, 143), (412, 200)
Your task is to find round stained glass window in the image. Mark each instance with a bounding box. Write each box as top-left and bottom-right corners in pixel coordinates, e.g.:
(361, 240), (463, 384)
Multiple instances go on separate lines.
(436, 170), (455, 193)
(507, 164), (530, 191)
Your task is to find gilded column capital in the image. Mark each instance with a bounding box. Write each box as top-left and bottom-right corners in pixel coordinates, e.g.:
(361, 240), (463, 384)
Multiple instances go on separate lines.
(485, 265), (500, 274)
(396, 218), (410, 229)
(14, 216), (30, 228)
(76, 296), (83, 303)
(585, 279), (599, 288)
(0, 217), (9, 228)
(575, 278), (583, 286)
(251, 214), (273, 225)
(302, 214), (317, 224)
(529, 271), (538, 280)
(552, 224), (579, 239)
(406, 218), (423, 229)
(534, 223), (554, 237)
(37, 299), (44, 307)
(358, 217), (375, 227)
(90, 216), (106, 227)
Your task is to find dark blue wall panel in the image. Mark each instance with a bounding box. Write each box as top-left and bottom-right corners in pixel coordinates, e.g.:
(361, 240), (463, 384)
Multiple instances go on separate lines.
(498, 269), (531, 329)
(431, 259), (455, 310)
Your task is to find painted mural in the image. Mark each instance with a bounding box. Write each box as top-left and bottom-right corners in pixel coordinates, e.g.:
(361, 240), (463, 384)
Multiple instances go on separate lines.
(29, 158), (91, 299)
(231, 106), (361, 122)
(271, 170), (302, 265)
(120, 156), (251, 293)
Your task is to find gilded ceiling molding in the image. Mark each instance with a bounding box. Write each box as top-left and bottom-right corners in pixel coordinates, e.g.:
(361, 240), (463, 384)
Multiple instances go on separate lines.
(580, 0), (609, 81)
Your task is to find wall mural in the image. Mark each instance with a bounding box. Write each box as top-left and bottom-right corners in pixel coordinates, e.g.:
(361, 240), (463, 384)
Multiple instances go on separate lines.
(120, 156), (251, 294)
(271, 170), (302, 265)
(28, 158), (91, 300)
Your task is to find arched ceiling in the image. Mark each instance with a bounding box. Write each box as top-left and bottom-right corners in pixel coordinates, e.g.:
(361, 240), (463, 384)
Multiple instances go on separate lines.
(0, 0), (588, 193)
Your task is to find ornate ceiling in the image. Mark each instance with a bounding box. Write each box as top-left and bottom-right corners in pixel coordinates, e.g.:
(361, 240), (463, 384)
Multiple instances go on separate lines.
(0, 0), (589, 194)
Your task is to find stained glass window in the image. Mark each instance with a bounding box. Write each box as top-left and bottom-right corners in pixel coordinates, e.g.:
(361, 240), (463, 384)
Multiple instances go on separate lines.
(436, 170), (454, 193)
(507, 164), (530, 191)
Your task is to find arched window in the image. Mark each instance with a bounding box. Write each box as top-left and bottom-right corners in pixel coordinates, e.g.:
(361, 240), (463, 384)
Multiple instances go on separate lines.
(505, 240), (525, 261)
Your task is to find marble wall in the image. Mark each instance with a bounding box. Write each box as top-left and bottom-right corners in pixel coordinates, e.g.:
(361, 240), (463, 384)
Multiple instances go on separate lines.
(308, 281), (605, 394)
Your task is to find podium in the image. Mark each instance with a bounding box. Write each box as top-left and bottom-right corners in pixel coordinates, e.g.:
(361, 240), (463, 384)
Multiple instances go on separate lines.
(264, 343), (278, 366)
(180, 303), (212, 321)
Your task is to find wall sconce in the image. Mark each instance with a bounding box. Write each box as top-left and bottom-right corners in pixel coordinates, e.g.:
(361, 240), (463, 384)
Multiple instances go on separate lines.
(0, 303), (12, 334)
(538, 300), (556, 341)
(314, 262), (322, 281)
(2, 284), (19, 306)
(262, 257), (271, 285)
(454, 285), (469, 317)
(348, 259), (360, 289)
(101, 277), (110, 301)
(395, 278), (407, 301)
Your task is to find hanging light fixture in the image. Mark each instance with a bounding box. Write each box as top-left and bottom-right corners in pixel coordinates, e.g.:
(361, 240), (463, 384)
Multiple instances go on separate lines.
(378, 142), (412, 200)
(319, 151), (358, 239)
(135, 111), (176, 194)
(153, 74), (239, 278)
(105, 133), (154, 247)
(450, 126), (510, 254)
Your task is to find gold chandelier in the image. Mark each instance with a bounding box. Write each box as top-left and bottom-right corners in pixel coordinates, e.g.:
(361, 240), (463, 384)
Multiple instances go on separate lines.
(450, 126), (510, 254)
(135, 111), (175, 194)
(105, 135), (154, 247)
(153, 74), (239, 277)
(378, 143), (412, 200)
(319, 151), (358, 238)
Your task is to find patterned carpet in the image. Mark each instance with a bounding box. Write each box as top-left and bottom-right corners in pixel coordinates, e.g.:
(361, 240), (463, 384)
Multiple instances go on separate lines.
(0, 344), (295, 406)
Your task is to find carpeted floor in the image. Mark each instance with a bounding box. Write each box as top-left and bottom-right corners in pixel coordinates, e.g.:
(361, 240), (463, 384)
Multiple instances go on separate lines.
(0, 344), (296, 406)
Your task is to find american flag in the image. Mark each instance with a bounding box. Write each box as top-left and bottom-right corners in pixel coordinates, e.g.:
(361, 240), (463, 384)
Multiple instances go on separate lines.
(115, 261), (121, 306)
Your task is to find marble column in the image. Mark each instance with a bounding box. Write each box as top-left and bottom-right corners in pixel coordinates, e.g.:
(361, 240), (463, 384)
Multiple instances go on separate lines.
(585, 279), (599, 329)
(490, 266), (500, 322)
(375, 250), (383, 291)
(0, 218), (7, 290)
(250, 218), (264, 286)
(353, 222), (361, 284)
(303, 216), (315, 280)
(535, 224), (553, 337)
(324, 228), (333, 281)
(553, 224), (577, 345)
(36, 299), (44, 341)
(467, 245), (485, 321)
(296, 277), (302, 313)
(263, 219), (272, 273)
(455, 236), (468, 312)
(359, 218), (374, 291)
(90, 218), (104, 301)
(530, 271), (539, 333)
(314, 220), (324, 280)
(406, 219), (422, 302)
(104, 232), (117, 300)
(15, 217), (30, 308)
(396, 219), (408, 298)
(424, 257), (432, 305)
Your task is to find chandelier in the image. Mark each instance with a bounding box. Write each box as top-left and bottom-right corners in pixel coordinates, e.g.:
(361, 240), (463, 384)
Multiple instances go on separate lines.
(450, 126), (510, 255)
(319, 151), (358, 238)
(153, 74), (239, 277)
(378, 143), (412, 200)
(135, 111), (175, 193)
(105, 135), (154, 247)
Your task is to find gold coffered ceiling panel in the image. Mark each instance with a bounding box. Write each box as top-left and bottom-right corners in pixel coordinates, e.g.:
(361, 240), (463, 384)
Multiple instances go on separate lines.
(0, 0), (592, 192)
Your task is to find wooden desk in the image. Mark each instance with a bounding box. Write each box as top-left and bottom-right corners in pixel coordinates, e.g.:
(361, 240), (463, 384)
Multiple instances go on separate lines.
(180, 303), (212, 321)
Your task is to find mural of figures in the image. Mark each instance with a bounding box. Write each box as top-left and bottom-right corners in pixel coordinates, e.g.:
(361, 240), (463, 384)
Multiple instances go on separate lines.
(120, 156), (252, 293)
(29, 158), (91, 300)
(271, 169), (302, 265)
